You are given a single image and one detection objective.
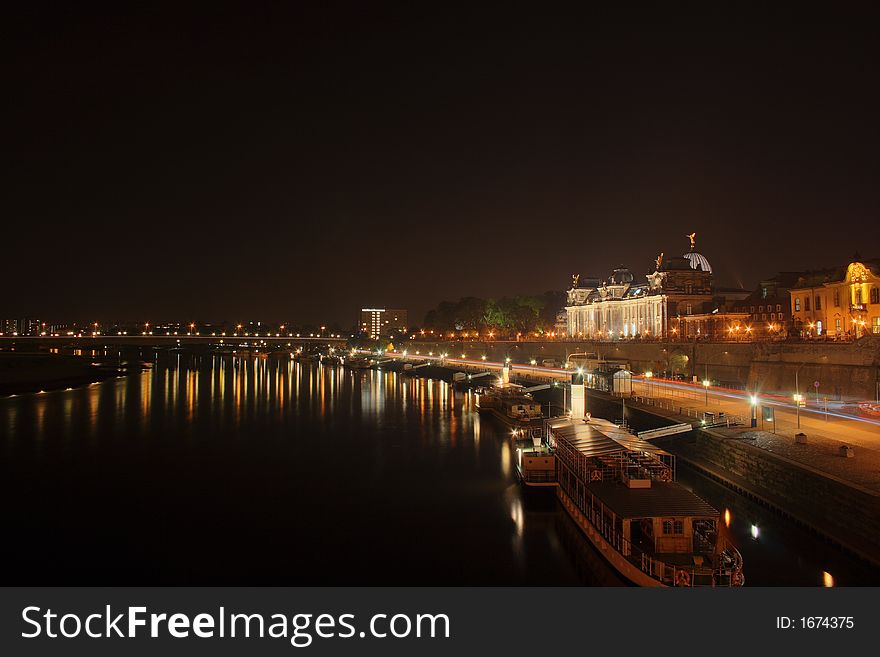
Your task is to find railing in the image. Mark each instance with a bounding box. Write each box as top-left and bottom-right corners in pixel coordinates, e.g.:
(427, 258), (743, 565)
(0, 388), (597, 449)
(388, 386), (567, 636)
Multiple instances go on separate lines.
(558, 464), (744, 587)
(518, 468), (557, 484)
(627, 395), (746, 428)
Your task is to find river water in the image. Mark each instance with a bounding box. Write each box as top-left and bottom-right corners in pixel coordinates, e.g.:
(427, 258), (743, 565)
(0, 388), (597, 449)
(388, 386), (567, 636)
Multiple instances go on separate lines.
(2, 350), (877, 585)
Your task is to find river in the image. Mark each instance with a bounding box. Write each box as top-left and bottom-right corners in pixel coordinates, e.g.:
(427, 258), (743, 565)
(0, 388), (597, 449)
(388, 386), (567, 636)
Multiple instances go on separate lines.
(2, 349), (877, 585)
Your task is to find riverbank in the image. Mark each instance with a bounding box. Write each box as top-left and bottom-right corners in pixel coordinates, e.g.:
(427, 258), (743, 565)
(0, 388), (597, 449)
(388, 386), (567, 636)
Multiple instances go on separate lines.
(0, 352), (139, 396)
(584, 389), (880, 568)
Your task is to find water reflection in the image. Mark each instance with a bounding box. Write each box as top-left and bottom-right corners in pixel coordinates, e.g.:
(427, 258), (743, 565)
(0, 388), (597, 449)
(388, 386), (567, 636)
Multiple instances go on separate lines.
(1, 353), (877, 586)
(3, 355), (589, 585)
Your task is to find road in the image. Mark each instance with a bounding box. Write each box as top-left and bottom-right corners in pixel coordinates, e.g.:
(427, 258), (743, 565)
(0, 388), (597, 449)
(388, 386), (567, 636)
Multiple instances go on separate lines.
(632, 376), (880, 450)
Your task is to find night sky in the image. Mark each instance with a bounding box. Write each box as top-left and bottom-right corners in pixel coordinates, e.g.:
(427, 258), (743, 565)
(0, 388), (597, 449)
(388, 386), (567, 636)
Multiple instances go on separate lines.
(5, 6), (879, 326)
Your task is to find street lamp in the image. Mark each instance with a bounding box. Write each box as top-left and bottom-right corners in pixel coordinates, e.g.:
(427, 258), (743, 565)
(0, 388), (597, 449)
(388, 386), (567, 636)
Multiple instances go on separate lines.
(794, 362), (806, 429)
(645, 370), (653, 397)
(703, 379), (710, 406)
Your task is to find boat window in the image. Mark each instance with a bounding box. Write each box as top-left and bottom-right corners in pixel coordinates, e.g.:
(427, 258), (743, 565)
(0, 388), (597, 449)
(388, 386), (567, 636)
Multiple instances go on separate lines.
(662, 519), (684, 535)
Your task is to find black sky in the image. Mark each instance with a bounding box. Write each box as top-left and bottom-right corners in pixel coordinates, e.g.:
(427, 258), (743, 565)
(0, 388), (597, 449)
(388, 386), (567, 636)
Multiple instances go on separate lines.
(4, 5), (880, 326)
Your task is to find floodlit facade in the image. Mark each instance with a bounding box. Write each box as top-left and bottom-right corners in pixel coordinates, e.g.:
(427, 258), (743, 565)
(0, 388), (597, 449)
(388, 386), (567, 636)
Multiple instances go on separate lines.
(565, 239), (714, 340)
(791, 259), (880, 338)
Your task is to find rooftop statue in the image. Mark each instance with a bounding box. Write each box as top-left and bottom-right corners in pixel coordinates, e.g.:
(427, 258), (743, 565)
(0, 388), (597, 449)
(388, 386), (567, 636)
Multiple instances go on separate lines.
(686, 232), (696, 250)
(655, 252), (664, 271)
(571, 273), (580, 289)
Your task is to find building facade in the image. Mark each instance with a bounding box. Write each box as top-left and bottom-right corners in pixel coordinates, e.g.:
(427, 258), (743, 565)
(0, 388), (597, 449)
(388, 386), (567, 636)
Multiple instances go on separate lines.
(729, 272), (801, 338)
(566, 239), (715, 340)
(0, 318), (43, 335)
(791, 259), (880, 338)
(360, 308), (408, 340)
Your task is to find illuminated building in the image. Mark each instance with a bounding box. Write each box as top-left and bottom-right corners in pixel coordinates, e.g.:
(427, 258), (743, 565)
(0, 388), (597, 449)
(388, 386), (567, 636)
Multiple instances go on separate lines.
(565, 235), (714, 339)
(360, 308), (408, 340)
(731, 272), (800, 337)
(0, 318), (42, 335)
(791, 258), (880, 338)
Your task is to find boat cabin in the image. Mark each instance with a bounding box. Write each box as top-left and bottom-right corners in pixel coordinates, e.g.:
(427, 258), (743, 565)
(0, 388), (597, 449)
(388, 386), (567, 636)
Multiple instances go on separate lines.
(549, 417), (743, 586)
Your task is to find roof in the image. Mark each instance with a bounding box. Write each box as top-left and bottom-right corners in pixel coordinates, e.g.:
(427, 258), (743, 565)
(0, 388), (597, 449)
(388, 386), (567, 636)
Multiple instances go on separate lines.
(586, 481), (718, 519)
(791, 259), (880, 289)
(548, 418), (669, 458)
(683, 251), (713, 273)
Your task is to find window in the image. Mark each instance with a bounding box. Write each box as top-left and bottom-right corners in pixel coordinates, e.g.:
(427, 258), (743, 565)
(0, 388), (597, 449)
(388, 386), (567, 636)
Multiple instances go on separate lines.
(750, 306), (755, 313)
(805, 297), (810, 311)
(770, 313), (775, 320)
(815, 296), (821, 310)
(856, 288), (862, 305)
(761, 313), (767, 320)
(795, 298), (801, 312)
(816, 320), (823, 336)
(871, 288), (879, 304)
(686, 303), (692, 315)
(779, 312), (784, 320)
(833, 290), (840, 307)
(662, 519), (684, 535)
(836, 318), (842, 333)
(776, 304), (781, 312)
(759, 305), (764, 312)
(873, 317), (880, 334)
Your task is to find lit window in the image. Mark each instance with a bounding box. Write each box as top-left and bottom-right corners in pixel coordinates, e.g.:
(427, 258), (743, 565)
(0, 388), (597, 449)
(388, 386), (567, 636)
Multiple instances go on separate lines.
(795, 298), (801, 312)
(662, 519), (684, 535)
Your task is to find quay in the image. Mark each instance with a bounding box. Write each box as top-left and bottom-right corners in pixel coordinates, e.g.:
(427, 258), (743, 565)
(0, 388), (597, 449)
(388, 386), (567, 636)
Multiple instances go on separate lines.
(371, 348), (880, 568)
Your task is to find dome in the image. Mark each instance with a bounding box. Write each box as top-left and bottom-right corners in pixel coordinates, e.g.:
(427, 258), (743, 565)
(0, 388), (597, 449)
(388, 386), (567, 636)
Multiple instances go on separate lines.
(610, 267), (634, 285)
(683, 252), (712, 273)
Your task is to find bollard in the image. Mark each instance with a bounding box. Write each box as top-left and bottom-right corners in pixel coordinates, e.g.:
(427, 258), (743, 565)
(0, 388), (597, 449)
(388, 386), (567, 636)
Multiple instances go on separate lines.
(795, 433), (808, 445)
(838, 445), (854, 458)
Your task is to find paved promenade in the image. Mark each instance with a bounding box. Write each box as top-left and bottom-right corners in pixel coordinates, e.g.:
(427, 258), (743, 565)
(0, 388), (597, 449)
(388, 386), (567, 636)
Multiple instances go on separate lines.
(626, 381), (880, 494)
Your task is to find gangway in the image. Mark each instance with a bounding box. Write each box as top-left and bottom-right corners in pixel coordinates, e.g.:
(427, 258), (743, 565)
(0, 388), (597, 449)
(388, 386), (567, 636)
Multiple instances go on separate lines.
(637, 423), (693, 441)
(468, 372), (493, 380)
(522, 384), (551, 393)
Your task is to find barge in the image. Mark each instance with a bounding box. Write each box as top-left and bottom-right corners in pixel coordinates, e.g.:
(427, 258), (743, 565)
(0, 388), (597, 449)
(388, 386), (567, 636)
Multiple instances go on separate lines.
(475, 383), (545, 429)
(548, 416), (744, 587)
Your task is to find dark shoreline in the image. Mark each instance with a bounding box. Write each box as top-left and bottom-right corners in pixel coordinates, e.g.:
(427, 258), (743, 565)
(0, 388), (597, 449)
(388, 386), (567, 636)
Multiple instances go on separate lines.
(0, 352), (145, 397)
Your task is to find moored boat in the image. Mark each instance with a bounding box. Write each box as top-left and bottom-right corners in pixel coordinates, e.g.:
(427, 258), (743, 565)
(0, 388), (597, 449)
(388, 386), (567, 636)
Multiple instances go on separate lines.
(548, 416), (744, 587)
(343, 356), (373, 370)
(475, 383), (545, 429)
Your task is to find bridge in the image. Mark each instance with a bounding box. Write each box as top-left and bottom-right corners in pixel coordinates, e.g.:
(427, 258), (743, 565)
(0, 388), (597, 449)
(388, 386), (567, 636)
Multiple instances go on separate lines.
(0, 335), (348, 348)
(357, 349), (573, 383)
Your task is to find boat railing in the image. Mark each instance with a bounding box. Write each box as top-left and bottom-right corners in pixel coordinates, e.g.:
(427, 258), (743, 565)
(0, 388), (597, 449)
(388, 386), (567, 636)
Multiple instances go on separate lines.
(517, 468), (557, 484)
(561, 475), (744, 587)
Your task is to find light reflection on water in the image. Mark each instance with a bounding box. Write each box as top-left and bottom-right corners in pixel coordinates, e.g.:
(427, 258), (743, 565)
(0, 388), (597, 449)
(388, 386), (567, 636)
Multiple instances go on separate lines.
(0, 355), (586, 585)
(2, 352), (877, 586)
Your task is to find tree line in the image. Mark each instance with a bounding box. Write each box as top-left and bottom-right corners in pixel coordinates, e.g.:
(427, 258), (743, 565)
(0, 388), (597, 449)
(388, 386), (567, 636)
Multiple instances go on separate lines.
(422, 292), (566, 333)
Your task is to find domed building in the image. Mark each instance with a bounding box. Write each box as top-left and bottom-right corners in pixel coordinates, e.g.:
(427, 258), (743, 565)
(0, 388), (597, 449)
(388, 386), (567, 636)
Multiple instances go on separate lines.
(565, 234), (716, 339)
(609, 267), (635, 285)
(683, 251), (712, 273)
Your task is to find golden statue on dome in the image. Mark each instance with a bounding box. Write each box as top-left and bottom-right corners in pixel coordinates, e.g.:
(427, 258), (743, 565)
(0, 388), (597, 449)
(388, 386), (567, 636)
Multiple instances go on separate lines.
(686, 232), (697, 250)
(655, 252), (664, 271)
(571, 273), (580, 289)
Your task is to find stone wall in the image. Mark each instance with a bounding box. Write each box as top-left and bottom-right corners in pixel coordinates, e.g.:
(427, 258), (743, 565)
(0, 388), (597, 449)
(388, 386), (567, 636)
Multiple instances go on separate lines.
(413, 337), (880, 398)
(662, 430), (880, 564)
